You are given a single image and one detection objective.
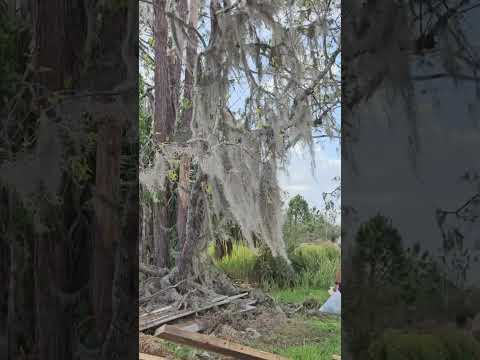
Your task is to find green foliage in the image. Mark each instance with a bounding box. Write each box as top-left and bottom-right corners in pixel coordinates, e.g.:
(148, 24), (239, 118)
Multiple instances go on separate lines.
(252, 246), (296, 288)
(353, 214), (444, 305)
(353, 214), (405, 288)
(179, 97), (193, 113)
(369, 328), (480, 360)
(291, 242), (340, 289)
(70, 156), (93, 182)
(207, 198), (341, 291)
(208, 240), (340, 292)
(283, 195), (340, 252)
(270, 288), (329, 305)
(208, 242), (257, 281)
(0, 8), (28, 107)
(286, 195), (311, 225)
(280, 337), (340, 360)
(347, 214), (454, 359)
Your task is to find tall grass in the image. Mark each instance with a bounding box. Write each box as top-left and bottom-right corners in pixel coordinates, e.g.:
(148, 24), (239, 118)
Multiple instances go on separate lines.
(208, 242), (257, 282)
(291, 242), (340, 289)
(208, 241), (340, 290)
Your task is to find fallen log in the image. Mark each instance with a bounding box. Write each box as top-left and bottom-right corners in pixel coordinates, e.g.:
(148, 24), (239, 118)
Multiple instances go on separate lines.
(140, 292), (248, 331)
(156, 325), (289, 360)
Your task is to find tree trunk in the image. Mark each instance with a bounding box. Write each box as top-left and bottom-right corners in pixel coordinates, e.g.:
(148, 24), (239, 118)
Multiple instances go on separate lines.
(177, 154), (191, 251)
(32, 2), (74, 358)
(151, 0), (176, 268)
(176, 173), (208, 279)
(153, 0), (175, 144)
(176, 0), (199, 252)
(140, 185), (154, 265)
(93, 119), (122, 341)
(152, 199), (170, 268)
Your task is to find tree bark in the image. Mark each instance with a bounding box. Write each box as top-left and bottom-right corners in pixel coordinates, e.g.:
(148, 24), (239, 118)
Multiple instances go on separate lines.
(140, 185), (154, 265)
(31, 2), (75, 358)
(152, 0), (177, 268)
(93, 119), (122, 341)
(152, 198), (170, 268)
(176, 173), (208, 279)
(153, 0), (175, 144)
(176, 0), (199, 252)
(176, 153), (191, 252)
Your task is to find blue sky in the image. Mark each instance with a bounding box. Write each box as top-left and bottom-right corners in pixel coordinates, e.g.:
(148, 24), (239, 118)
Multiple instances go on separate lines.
(278, 134), (340, 219)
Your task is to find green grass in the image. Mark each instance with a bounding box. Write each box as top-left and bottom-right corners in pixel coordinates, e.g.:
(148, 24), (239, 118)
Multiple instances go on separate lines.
(208, 242), (257, 281)
(270, 287), (330, 304)
(204, 241), (341, 359)
(280, 317), (340, 360)
(291, 242), (340, 289)
(208, 241), (340, 290)
(280, 333), (340, 360)
(251, 316), (341, 360)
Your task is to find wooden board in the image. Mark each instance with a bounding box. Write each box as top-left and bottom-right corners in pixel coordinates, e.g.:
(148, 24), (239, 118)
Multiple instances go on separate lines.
(156, 325), (289, 360)
(139, 353), (169, 360)
(178, 320), (209, 333)
(140, 292), (248, 331)
(154, 319), (208, 336)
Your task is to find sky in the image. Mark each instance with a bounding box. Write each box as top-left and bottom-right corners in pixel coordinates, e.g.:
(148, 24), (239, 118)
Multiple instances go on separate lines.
(278, 137), (340, 216)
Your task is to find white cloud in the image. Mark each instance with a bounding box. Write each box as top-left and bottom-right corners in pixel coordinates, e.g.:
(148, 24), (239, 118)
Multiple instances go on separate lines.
(278, 142), (340, 215)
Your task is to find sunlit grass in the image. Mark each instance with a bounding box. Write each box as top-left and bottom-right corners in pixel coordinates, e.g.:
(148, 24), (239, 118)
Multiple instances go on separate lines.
(270, 287), (329, 304)
(208, 242), (257, 282)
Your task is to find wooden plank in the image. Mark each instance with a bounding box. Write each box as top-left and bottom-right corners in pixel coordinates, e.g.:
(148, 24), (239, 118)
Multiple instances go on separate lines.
(139, 353), (168, 360)
(179, 320), (209, 333)
(157, 325), (288, 360)
(140, 293), (248, 331)
(140, 305), (174, 318)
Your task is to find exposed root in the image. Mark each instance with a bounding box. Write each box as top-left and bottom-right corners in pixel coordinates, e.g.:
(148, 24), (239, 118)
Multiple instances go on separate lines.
(140, 266), (240, 316)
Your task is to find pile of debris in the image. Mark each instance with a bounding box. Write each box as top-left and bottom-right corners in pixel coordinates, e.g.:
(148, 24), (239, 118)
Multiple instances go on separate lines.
(139, 263), (288, 359)
(139, 264), (342, 359)
(139, 263), (258, 332)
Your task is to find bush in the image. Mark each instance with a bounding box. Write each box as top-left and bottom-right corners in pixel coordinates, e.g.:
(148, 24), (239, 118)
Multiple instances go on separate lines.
(252, 246), (296, 289)
(291, 242), (340, 289)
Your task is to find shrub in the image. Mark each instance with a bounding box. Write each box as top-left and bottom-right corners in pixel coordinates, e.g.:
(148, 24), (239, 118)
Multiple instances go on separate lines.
(252, 246), (296, 288)
(291, 242), (340, 288)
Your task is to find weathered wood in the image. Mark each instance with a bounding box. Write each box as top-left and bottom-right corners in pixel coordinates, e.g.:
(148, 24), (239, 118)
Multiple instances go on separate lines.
(156, 325), (289, 360)
(140, 305), (173, 318)
(139, 353), (169, 360)
(140, 293), (248, 331)
(175, 319), (209, 333)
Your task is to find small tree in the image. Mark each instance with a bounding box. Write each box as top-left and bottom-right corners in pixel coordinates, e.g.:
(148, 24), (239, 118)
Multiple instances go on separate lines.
(286, 195), (311, 225)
